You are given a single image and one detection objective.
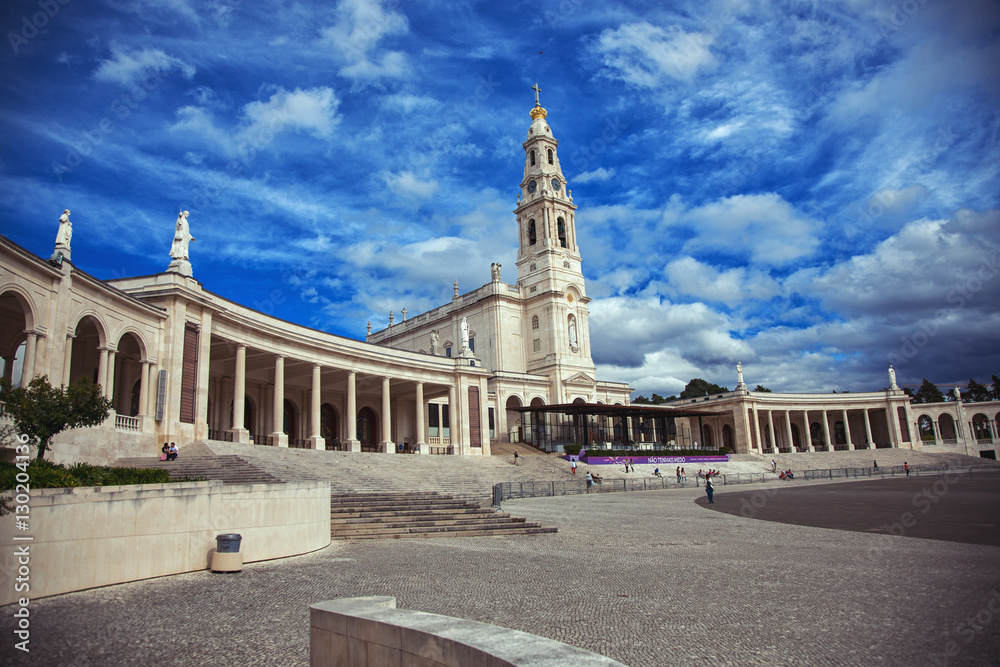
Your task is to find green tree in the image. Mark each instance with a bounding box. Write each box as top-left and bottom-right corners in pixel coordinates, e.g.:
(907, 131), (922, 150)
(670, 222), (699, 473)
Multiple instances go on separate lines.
(911, 378), (945, 404)
(992, 375), (1000, 401)
(633, 394), (651, 404)
(0, 376), (114, 461)
(679, 378), (729, 399)
(964, 378), (991, 403)
(753, 385), (771, 393)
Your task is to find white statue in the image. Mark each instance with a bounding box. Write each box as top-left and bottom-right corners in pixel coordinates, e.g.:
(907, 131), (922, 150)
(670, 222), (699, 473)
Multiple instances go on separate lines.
(953, 387), (961, 401)
(55, 209), (72, 248)
(460, 317), (469, 350)
(490, 263), (502, 282)
(737, 362), (744, 386)
(453, 280), (459, 298)
(389, 311), (394, 326)
(169, 211), (195, 261)
(568, 315), (578, 349)
(430, 330), (439, 355)
(888, 365), (897, 389)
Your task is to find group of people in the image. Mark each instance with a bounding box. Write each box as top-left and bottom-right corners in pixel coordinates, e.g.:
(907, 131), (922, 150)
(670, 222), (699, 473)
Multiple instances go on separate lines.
(622, 458), (636, 473)
(778, 469), (795, 480)
(160, 442), (178, 461)
(585, 471), (603, 488)
(698, 469), (721, 479)
(675, 466), (687, 482)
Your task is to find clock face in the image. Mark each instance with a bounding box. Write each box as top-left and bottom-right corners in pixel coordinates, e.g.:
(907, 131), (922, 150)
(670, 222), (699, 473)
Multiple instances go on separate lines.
(551, 178), (561, 191)
(527, 180), (537, 194)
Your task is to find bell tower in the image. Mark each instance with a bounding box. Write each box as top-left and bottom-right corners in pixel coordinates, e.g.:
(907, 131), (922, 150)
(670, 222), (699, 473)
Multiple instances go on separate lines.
(514, 85), (595, 392)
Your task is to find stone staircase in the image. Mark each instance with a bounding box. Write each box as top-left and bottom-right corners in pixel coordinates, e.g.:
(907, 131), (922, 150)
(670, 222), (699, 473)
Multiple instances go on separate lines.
(115, 444), (283, 485)
(328, 491), (556, 539)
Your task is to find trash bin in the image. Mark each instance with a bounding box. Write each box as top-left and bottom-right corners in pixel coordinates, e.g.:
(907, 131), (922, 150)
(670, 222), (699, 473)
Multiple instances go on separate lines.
(211, 533), (243, 573)
(216, 533), (242, 553)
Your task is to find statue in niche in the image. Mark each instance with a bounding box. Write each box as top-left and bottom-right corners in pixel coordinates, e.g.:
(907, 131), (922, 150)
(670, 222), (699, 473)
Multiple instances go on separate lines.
(55, 209), (72, 248)
(430, 330), (439, 356)
(169, 211), (195, 261)
(568, 315), (578, 350)
(460, 317), (470, 350)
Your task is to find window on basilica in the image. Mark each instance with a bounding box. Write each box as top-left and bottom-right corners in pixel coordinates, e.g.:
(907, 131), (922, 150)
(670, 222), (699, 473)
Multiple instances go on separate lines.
(547, 149), (553, 164)
(528, 220), (536, 245)
(557, 218), (567, 248)
(530, 150), (536, 166)
(531, 315), (539, 330)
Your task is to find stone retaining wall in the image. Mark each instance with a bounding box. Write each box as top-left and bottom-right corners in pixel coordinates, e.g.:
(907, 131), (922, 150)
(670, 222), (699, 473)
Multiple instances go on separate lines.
(0, 480), (331, 606)
(310, 596), (626, 667)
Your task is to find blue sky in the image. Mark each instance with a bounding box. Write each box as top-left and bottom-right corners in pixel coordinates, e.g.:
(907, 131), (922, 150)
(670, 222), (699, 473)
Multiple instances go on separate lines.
(2, 0), (998, 397)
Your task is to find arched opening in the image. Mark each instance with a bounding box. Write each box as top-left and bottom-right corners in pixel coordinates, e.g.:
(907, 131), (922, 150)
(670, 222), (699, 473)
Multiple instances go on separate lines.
(69, 316), (103, 389)
(722, 424), (734, 450)
(557, 217), (567, 248)
(972, 413), (991, 441)
(321, 402), (339, 449)
(531, 315), (539, 330)
(358, 406), (378, 446)
(790, 423), (801, 451)
(918, 415), (935, 441)
(283, 399), (297, 441)
(113, 332), (144, 416)
(938, 413), (957, 441)
(505, 395), (523, 443)
(0, 291), (32, 387)
(530, 149), (536, 166)
(547, 148), (553, 165)
(810, 421), (824, 450)
(528, 219), (536, 245)
(229, 396), (255, 432)
(529, 397), (545, 446)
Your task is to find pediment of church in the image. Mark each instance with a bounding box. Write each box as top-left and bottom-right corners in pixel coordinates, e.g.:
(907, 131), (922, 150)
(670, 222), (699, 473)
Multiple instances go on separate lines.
(564, 372), (596, 386)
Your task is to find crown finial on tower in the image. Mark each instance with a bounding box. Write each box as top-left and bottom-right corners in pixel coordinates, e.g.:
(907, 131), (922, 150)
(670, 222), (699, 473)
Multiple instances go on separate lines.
(529, 82), (547, 120)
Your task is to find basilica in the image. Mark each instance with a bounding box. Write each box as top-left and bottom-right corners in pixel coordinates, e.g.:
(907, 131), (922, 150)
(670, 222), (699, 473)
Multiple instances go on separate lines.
(1, 95), (998, 464)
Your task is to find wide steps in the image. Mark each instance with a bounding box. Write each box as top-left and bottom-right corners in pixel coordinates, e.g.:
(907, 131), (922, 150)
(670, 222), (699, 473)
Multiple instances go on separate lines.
(327, 490), (554, 540)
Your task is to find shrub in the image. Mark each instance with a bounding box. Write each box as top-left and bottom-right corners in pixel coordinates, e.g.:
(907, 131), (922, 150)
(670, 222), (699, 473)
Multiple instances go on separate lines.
(563, 443), (583, 456)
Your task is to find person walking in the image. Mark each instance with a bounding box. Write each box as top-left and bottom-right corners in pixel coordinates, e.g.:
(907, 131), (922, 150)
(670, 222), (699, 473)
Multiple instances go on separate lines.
(771, 459), (777, 472)
(705, 477), (715, 503)
(904, 461), (909, 477)
(571, 459), (577, 475)
(873, 459), (878, 471)
(676, 466), (681, 483)
(514, 450), (519, 466)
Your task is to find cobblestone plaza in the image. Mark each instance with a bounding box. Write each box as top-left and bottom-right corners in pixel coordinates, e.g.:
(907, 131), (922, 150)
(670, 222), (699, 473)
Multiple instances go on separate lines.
(3, 478), (999, 666)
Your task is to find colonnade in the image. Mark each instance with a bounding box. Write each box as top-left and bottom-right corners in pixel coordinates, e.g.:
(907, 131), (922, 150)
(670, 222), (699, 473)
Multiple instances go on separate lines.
(745, 405), (896, 453)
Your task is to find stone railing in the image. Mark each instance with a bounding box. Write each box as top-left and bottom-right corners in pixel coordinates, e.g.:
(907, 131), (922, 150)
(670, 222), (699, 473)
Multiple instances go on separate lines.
(114, 413), (140, 432)
(310, 596), (625, 667)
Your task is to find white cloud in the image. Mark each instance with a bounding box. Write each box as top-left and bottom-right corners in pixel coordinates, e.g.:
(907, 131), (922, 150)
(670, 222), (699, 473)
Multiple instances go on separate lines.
(382, 171), (439, 199)
(319, 0), (410, 82)
(93, 45), (195, 86)
(242, 87), (341, 139)
(664, 257), (779, 304)
(595, 22), (715, 86)
(574, 167), (615, 183)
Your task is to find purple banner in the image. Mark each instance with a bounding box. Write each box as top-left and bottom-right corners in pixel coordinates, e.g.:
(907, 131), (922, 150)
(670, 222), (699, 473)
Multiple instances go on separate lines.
(575, 455), (730, 465)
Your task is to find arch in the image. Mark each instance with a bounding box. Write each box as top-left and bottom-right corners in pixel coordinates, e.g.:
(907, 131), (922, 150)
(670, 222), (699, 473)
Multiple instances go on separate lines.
(530, 149), (536, 166)
(547, 148), (553, 165)
(0, 285), (37, 333)
(321, 402), (339, 447)
(528, 219), (537, 245)
(229, 396), (256, 432)
(972, 413), (991, 440)
(69, 316), (104, 388)
(572, 397), (586, 404)
(112, 331), (146, 415)
(722, 424), (734, 450)
(114, 327), (149, 362)
(357, 406), (378, 445)
(557, 217), (567, 248)
(918, 415), (935, 441)
(283, 398), (298, 440)
(938, 413), (957, 440)
(505, 395), (524, 443)
(70, 310), (110, 348)
(531, 315), (539, 330)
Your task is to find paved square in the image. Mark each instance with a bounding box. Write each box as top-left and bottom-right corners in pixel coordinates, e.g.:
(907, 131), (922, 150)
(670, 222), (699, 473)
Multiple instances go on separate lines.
(3, 479), (999, 666)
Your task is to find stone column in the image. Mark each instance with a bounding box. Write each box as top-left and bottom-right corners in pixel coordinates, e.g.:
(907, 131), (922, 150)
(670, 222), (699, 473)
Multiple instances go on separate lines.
(784, 410), (794, 453)
(2, 356), (13, 385)
(229, 344), (250, 443)
(415, 381), (427, 453)
(105, 349), (117, 401)
(765, 409), (776, 453)
(345, 371), (359, 452)
(263, 383), (273, 436)
(97, 347), (109, 397)
(448, 384), (458, 454)
(801, 411), (813, 452)
(751, 407), (763, 453)
(62, 334), (74, 387)
(842, 409), (854, 450)
(21, 332), (38, 385)
(863, 408), (874, 449)
(308, 364), (324, 450)
(380, 376), (395, 453)
(196, 311), (213, 440)
(146, 363), (158, 418)
(270, 355), (288, 447)
(820, 411), (832, 452)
